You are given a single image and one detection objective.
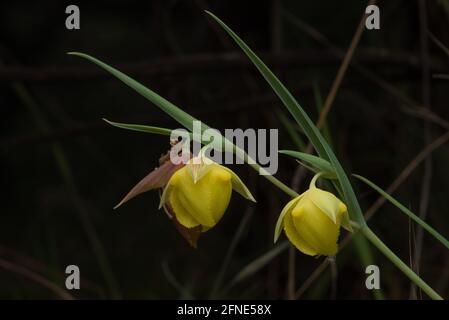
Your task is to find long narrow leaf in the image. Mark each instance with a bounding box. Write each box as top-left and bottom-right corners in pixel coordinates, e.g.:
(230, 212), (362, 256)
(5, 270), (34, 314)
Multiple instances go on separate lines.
(103, 119), (175, 136)
(69, 51), (299, 199)
(68, 52), (207, 133)
(354, 174), (449, 250)
(205, 12), (327, 159)
(277, 110), (306, 151)
(279, 150), (335, 176)
(206, 11), (366, 226)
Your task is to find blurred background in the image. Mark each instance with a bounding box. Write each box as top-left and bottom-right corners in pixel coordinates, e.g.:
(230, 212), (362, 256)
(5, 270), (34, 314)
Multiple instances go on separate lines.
(1, 0), (448, 299)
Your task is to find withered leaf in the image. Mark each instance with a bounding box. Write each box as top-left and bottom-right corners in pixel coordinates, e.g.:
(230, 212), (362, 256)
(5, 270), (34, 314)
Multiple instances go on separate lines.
(164, 203), (202, 248)
(114, 149), (190, 209)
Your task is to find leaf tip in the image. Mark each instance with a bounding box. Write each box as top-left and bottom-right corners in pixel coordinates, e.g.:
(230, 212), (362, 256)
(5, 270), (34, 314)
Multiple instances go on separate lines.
(67, 51), (82, 56)
(102, 118), (113, 126)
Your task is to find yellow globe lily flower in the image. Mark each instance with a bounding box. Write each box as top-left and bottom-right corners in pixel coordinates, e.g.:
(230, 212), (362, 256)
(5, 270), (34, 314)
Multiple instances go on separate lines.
(279, 174), (349, 256)
(160, 155), (256, 232)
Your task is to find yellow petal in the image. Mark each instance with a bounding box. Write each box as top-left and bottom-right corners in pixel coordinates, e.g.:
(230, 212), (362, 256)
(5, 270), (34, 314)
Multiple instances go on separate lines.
(274, 194), (302, 243)
(221, 165), (256, 202)
(167, 164), (232, 228)
(339, 203), (353, 232)
(284, 210), (318, 256)
(170, 191), (201, 228)
(306, 188), (344, 224)
(186, 155), (214, 183)
(292, 197), (341, 256)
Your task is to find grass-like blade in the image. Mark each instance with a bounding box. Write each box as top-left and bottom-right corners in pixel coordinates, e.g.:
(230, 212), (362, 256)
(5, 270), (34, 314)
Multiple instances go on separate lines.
(205, 12), (327, 159)
(68, 52), (207, 133)
(279, 150), (335, 177)
(354, 174), (449, 250)
(206, 11), (366, 226)
(276, 110), (306, 151)
(313, 82), (333, 147)
(69, 52), (299, 199)
(103, 118), (175, 136)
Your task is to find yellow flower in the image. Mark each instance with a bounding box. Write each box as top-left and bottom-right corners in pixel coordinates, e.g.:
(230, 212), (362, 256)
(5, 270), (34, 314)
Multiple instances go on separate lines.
(160, 155), (255, 232)
(279, 180), (349, 256)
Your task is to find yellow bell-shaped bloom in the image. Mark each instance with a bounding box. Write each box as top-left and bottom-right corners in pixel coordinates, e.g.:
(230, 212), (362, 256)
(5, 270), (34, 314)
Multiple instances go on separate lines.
(279, 176), (349, 256)
(160, 155), (256, 232)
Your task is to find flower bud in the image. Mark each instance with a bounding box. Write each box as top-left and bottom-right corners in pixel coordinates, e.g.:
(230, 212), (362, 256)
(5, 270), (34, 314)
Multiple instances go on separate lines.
(281, 185), (348, 256)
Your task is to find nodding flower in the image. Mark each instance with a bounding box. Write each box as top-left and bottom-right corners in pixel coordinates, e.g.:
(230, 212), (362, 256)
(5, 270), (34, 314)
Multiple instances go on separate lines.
(160, 154), (256, 232)
(280, 174), (349, 256)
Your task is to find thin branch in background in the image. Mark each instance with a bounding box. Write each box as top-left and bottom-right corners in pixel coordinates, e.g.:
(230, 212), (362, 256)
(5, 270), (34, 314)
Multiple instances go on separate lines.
(329, 257), (338, 299)
(0, 258), (74, 300)
(282, 7), (440, 120)
(8, 80), (122, 299)
(364, 131), (449, 221)
(210, 206), (255, 298)
(0, 49), (444, 82)
(0, 245), (105, 298)
(295, 257), (329, 299)
(287, 245), (296, 299)
(412, 0), (432, 300)
(428, 31), (449, 58)
(433, 74), (449, 79)
(282, 5), (449, 298)
(316, 0), (377, 129)
(402, 107), (449, 131)
(161, 261), (194, 299)
(269, 0), (297, 301)
(295, 0), (377, 298)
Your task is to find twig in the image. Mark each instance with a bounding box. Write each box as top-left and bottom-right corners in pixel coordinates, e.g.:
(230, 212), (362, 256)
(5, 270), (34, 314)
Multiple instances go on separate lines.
(289, 0), (376, 199)
(428, 31), (449, 58)
(412, 0), (432, 300)
(0, 258), (75, 300)
(210, 206), (255, 298)
(0, 49), (444, 82)
(0, 245), (105, 297)
(317, 0), (377, 129)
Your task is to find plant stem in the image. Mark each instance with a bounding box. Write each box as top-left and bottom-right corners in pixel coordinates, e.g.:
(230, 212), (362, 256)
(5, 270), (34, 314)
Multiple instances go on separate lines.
(253, 162), (443, 299)
(309, 172), (324, 189)
(361, 226), (443, 300)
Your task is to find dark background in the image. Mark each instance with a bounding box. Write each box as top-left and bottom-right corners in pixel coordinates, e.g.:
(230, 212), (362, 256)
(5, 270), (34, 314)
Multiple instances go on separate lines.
(1, 0), (448, 299)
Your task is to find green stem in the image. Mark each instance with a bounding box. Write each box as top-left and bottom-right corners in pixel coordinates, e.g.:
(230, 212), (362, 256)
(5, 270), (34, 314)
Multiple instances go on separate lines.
(361, 226), (443, 300)
(309, 172), (324, 189)
(252, 162), (443, 299)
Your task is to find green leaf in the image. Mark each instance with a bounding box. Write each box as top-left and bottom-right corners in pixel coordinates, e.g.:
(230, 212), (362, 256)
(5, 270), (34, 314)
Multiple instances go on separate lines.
(313, 82), (333, 147)
(206, 11), (366, 226)
(68, 52), (207, 133)
(222, 166), (256, 202)
(69, 51), (297, 202)
(205, 12), (327, 160)
(354, 174), (449, 250)
(276, 110), (306, 151)
(279, 150), (336, 178)
(103, 118), (176, 136)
